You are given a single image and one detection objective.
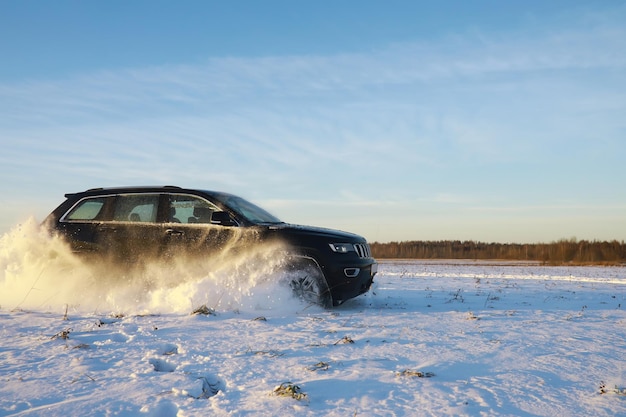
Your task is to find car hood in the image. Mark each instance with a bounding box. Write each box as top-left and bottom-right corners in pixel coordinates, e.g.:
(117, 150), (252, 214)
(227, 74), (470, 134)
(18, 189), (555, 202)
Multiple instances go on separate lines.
(266, 223), (365, 242)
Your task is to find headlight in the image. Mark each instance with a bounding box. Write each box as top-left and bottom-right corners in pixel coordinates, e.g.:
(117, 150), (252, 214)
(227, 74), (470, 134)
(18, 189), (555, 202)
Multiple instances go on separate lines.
(329, 243), (355, 253)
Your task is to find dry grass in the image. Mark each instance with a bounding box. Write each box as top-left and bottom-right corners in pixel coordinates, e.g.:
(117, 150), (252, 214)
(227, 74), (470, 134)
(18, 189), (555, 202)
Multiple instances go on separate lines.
(273, 382), (307, 400)
(396, 369), (435, 378)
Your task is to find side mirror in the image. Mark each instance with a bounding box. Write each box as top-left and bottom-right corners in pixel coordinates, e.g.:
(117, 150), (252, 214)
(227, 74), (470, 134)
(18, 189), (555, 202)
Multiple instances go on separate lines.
(210, 211), (236, 226)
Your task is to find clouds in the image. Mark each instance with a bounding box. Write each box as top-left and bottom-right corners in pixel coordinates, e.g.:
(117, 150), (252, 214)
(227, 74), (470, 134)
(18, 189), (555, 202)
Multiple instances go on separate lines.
(1, 3), (625, 241)
(4, 8), (625, 125)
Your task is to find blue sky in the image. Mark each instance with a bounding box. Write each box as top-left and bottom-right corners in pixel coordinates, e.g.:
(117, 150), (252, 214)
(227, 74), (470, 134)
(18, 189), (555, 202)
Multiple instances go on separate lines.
(1, 1), (625, 243)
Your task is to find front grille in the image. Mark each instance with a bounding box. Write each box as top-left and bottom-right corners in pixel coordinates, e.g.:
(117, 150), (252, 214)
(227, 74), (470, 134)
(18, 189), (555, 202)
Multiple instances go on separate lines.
(353, 243), (371, 258)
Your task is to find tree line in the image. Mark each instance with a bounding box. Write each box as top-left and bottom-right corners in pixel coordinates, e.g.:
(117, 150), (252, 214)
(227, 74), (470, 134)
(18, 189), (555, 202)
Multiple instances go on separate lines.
(370, 239), (626, 265)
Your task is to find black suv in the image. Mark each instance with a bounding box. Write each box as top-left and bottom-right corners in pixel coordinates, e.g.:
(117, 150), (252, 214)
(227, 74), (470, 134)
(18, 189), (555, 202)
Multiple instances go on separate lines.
(43, 186), (377, 307)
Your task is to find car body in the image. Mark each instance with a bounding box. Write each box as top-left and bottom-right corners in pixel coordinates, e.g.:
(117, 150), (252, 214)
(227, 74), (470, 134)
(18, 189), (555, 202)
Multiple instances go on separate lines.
(43, 186), (377, 306)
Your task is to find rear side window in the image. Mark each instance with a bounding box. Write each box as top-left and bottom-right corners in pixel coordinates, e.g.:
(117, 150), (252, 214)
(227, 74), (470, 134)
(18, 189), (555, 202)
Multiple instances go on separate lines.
(65, 198), (107, 221)
(113, 194), (159, 223)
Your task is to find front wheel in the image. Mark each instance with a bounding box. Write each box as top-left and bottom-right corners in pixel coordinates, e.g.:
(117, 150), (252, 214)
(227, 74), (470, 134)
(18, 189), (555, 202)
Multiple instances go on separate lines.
(286, 261), (332, 308)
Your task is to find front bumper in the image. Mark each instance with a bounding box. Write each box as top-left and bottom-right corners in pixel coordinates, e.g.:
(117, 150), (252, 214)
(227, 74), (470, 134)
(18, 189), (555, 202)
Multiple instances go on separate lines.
(326, 260), (377, 304)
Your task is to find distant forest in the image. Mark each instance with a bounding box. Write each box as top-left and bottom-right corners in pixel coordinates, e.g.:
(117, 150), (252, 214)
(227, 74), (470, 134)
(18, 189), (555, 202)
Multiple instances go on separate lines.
(370, 239), (626, 265)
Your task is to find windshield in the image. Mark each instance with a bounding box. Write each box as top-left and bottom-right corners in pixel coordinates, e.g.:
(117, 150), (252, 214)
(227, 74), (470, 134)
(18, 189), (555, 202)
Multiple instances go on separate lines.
(218, 195), (282, 224)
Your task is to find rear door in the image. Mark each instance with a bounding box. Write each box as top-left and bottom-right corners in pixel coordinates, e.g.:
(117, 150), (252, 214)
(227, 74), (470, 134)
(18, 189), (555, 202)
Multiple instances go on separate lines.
(96, 193), (163, 262)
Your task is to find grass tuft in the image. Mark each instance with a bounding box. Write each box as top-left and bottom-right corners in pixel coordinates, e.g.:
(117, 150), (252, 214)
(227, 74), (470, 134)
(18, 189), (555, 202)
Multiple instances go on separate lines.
(273, 382), (308, 400)
(191, 305), (216, 316)
(396, 369), (435, 378)
(466, 311), (480, 320)
(600, 382), (626, 395)
(307, 361), (330, 371)
(51, 328), (72, 340)
(334, 336), (355, 345)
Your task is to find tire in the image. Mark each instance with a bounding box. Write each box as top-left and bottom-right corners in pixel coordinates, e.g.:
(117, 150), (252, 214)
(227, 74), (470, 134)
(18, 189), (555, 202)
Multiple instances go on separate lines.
(287, 260), (332, 308)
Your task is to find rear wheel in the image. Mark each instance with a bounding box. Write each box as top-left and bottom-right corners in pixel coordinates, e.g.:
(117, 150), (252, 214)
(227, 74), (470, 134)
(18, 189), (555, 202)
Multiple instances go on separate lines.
(286, 260), (332, 308)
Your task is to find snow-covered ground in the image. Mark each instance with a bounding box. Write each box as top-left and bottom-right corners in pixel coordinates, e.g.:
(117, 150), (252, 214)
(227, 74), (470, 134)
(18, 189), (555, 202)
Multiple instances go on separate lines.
(1, 221), (626, 416)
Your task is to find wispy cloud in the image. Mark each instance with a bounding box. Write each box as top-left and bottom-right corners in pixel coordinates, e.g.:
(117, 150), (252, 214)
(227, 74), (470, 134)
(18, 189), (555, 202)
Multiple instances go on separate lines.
(1, 5), (625, 241)
(2, 7), (624, 129)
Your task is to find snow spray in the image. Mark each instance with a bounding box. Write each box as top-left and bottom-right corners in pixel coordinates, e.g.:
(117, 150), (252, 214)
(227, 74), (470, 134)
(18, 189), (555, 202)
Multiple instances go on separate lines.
(0, 218), (299, 315)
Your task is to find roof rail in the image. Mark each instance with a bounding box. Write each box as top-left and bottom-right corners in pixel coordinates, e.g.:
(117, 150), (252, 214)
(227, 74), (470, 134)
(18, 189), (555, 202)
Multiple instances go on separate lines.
(83, 185), (183, 192)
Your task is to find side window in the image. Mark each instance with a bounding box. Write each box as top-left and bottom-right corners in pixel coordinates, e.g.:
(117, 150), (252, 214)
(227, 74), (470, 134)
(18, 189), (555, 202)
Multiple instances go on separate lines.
(169, 195), (219, 224)
(113, 194), (159, 223)
(65, 197), (107, 221)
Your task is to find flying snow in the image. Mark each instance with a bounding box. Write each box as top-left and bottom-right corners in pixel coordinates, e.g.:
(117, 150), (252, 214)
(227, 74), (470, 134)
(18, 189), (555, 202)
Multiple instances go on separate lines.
(0, 218), (298, 315)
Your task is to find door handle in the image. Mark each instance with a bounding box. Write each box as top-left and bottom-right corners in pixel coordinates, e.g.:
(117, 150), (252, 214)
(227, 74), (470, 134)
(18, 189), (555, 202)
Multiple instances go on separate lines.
(166, 229), (184, 236)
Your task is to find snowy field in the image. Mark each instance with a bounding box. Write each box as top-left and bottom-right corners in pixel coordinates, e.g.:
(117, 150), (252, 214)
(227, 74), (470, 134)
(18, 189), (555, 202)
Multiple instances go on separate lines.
(1, 221), (626, 416)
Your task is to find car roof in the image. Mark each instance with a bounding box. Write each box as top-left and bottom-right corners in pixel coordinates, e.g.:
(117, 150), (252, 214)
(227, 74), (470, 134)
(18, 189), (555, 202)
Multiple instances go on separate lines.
(64, 186), (231, 199)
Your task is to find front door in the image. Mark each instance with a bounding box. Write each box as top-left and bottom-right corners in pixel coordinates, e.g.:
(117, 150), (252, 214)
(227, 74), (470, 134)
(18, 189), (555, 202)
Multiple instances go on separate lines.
(162, 193), (237, 259)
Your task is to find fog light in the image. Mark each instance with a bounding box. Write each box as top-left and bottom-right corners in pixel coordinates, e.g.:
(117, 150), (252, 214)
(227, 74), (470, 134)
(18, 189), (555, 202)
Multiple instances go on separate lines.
(344, 268), (360, 278)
